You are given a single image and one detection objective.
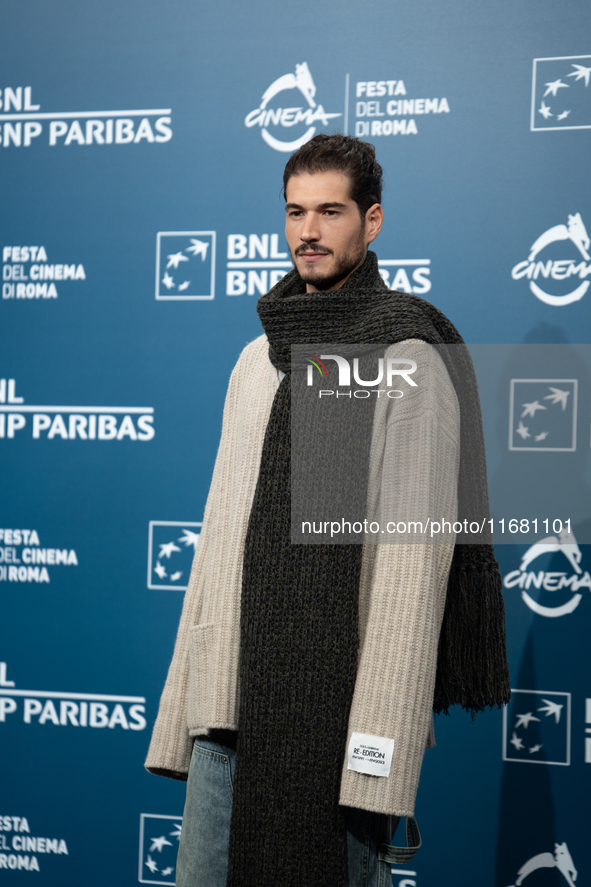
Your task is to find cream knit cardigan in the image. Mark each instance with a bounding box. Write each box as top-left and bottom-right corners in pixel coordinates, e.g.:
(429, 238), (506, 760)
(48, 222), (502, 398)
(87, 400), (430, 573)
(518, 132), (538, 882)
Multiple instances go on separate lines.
(145, 334), (460, 817)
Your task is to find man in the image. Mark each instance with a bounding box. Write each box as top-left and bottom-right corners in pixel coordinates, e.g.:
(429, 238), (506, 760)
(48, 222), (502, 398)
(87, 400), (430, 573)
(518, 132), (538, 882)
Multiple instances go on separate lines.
(146, 134), (510, 887)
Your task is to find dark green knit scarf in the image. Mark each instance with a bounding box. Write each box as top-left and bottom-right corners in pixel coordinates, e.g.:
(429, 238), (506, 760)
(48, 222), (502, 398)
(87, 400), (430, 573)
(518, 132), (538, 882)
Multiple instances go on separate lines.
(226, 252), (510, 887)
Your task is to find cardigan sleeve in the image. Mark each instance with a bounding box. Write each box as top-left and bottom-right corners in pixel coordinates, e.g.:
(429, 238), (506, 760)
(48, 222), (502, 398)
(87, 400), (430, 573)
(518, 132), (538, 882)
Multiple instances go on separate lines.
(144, 350), (246, 780)
(339, 340), (460, 816)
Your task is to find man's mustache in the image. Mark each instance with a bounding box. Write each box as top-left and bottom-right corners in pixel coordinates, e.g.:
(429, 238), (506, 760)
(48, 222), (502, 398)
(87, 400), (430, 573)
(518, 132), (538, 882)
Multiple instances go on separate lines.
(295, 245), (333, 257)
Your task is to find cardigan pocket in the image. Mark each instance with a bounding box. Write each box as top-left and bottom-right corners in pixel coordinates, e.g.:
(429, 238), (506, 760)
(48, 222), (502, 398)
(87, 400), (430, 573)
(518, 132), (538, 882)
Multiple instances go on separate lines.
(187, 623), (216, 732)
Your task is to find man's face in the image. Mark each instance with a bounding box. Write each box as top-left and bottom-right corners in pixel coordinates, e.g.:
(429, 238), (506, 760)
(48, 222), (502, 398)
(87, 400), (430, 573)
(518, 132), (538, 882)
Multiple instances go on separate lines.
(284, 170), (383, 293)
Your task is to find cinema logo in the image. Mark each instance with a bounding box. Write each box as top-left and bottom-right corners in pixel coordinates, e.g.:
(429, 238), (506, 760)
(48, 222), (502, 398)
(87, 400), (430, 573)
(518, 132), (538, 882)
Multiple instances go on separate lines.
(0, 662), (146, 732)
(0, 527), (78, 585)
(245, 63), (341, 152)
(0, 813), (69, 874)
(354, 78), (450, 138)
(0, 86), (172, 148)
(511, 212), (591, 306)
(0, 378), (154, 441)
(2, 245), (86, 300)
(502, 528), (591, 617)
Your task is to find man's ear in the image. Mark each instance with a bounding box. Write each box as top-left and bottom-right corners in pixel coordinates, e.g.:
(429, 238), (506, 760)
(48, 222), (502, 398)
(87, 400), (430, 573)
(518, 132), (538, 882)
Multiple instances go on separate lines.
(365, 204), (384, 245)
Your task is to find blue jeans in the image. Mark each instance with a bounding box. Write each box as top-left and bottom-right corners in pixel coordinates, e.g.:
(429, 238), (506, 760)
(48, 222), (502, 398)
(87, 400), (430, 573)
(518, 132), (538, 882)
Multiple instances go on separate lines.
(175, 734), (406, 887)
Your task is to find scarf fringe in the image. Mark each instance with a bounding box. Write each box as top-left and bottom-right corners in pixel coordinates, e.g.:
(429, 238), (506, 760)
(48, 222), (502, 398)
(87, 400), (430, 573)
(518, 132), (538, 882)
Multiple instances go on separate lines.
(433, 546), (512, 718)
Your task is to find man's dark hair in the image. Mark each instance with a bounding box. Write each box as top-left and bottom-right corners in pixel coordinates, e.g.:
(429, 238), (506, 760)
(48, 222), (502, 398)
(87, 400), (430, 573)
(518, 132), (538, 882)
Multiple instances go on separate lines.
(283, 133), (383, 219)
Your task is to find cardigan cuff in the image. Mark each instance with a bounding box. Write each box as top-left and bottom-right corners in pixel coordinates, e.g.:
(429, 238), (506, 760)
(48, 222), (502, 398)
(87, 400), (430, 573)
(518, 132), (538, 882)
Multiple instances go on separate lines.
(338, 765), (418, 818)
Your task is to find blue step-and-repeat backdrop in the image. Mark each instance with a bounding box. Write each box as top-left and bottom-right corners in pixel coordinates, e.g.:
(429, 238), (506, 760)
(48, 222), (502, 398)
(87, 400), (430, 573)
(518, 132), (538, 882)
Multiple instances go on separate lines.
(1, 2), (590, 885)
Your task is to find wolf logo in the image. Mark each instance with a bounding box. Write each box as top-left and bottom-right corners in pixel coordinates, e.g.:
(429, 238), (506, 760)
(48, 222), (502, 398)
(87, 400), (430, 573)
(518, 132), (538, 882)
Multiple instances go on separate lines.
(508, 842), (578, 887)
(528, 212), (590, 262)
(260, 62), (317, 111)
(520, 527), (582, 575)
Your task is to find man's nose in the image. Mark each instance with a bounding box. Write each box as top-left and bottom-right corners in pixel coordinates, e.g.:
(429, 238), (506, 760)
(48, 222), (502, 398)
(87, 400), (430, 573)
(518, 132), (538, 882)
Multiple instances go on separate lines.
(300, 213), (320, 242)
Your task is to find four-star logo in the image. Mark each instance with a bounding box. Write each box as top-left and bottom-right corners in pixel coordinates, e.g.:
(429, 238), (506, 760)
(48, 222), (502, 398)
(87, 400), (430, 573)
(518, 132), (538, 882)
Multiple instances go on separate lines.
(509, 379), (577, 451)
(531, 55), (591, 130)
(138, 814), (182, 885)
(155, 231), (216, 300)
(147, 521), (202, 590)
(503, 689), (571, 765)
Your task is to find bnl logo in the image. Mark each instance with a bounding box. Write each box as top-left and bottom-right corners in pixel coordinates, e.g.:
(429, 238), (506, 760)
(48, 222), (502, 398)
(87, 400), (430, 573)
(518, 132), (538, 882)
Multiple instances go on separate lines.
(155, 231), (216, 300)
(509, 379), (577, 451)
(147, 521), (201, 590)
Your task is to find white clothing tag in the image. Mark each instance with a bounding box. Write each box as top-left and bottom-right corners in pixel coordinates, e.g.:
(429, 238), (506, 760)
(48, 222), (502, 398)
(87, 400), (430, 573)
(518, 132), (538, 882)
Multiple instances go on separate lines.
(277, 369), (285, 381)
(347, 732), (394, 777)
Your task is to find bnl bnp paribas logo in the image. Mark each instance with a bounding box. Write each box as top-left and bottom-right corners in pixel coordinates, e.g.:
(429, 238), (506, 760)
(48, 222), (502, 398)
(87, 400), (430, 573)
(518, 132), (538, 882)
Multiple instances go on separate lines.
(531, 54), (591, 131)
(0, 86), (172, 148)
(244, 62), (342, 152)
(0, 378), (154, 441)
(155, 233), (432, 300)
(155, 231), (292, 299)
(511, 213), (590, 307)
(0, 662), (146, 732)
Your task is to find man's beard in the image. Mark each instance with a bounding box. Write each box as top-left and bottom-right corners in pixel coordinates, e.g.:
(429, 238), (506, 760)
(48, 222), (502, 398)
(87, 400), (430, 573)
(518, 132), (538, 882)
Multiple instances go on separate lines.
(293, 233), (366, 291)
